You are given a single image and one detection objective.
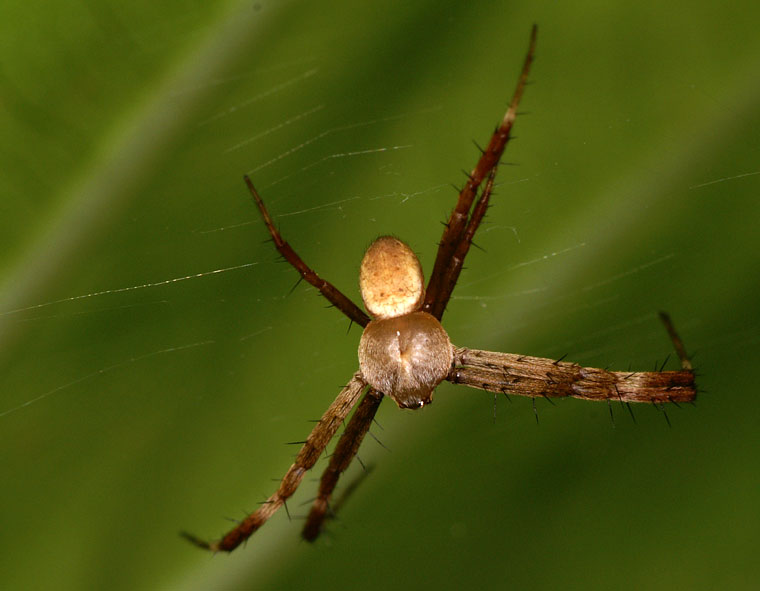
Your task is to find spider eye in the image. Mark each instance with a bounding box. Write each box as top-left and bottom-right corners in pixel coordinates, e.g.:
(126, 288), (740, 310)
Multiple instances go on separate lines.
(359, 236), (424, 319)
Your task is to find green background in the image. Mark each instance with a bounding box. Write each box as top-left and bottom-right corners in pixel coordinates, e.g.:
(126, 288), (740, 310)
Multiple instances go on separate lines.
(2, 1), (758, 589)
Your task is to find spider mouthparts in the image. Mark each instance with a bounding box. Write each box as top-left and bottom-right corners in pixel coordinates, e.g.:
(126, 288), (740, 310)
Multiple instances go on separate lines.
(396, 396), (432, 410)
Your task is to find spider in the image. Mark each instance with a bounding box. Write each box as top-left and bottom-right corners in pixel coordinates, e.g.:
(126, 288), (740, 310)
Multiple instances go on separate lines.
(183, 25), (695, 552)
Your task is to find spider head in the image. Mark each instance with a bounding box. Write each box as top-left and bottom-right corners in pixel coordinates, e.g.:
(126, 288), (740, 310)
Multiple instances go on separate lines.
(358, 311), (453, 409)
(359, 236), (424, 319)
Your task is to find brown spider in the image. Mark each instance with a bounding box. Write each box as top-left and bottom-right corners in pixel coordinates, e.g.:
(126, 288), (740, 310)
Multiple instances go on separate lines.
(183, 25), (695, 553)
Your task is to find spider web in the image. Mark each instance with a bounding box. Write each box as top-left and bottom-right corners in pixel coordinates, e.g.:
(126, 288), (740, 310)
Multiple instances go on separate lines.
(2, 2), (760, 590)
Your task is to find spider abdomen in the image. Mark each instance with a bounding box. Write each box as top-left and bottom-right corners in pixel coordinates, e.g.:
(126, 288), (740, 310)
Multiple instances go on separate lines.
(358, 311), (453, 409)
(359, 236), (425, 319)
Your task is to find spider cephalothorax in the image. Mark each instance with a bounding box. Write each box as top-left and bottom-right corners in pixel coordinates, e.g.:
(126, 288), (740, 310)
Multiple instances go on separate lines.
(358, 236), (452, 409)
(183, 25), (695, 553)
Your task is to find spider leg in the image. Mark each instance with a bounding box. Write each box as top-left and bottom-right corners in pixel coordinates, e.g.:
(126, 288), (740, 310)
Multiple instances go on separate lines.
(423, 24), (536, 320)
(245, 176), (370, 328)
(449, 344), (696, 405)
(431, 167), (497, 319)
(302, 388), (383, 541)
(182, 371), (367, 552)
(658, 311), (693, 370)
